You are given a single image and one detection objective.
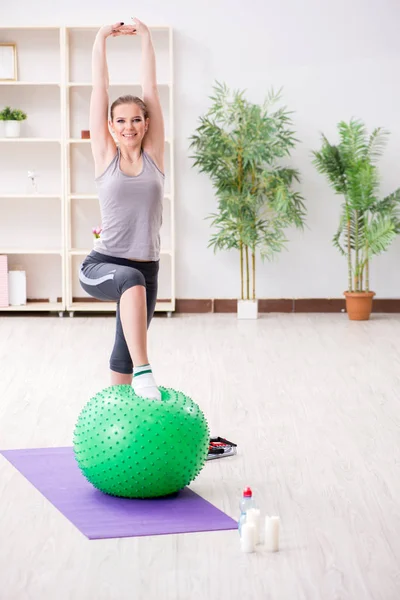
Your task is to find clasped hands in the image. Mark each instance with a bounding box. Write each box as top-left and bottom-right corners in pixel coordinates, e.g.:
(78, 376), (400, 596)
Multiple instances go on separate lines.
(102, 18), (149, 38)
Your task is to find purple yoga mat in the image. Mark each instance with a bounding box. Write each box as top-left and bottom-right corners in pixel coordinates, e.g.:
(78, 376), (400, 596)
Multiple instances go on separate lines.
(0, 447), (237, 540)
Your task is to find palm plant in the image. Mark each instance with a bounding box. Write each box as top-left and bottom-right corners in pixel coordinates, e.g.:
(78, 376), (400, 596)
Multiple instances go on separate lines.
(313, 118), (400, 294)
(189, 82), (306, 301)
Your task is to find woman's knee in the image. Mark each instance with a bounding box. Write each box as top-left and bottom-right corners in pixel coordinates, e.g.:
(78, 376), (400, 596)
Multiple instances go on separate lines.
(116, 267), (146, 295)
(109, 357), (133, 374)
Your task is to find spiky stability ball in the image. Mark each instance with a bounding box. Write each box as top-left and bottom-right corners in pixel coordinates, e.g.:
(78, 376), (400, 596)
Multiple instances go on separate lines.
(73, 385), (209, 498)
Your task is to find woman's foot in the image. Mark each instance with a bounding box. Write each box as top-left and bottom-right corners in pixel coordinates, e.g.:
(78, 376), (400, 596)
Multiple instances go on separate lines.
(132, 364), (161, 400)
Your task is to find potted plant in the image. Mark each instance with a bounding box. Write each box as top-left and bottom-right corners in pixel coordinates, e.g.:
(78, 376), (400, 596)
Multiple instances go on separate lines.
(190, 82), (306, 318)
(0, 106), (27, 138)
(92, 226), (102, 247)
(313, 118), (400, 320)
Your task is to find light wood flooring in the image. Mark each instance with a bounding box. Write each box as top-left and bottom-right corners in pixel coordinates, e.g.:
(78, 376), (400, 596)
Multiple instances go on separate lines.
(0, 312), (400, 600)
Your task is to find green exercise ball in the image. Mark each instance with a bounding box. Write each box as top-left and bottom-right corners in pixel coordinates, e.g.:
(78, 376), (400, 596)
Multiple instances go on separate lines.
(73, 385), (209, 498)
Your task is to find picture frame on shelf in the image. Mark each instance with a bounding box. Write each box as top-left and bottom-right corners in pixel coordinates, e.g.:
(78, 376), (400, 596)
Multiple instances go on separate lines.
(0, 43), (17, 81)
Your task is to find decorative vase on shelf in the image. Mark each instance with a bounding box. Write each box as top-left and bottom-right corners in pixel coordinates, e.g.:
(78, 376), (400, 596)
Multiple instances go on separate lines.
(27, 171), (39, 195)
(237, 299), (258, 320)
(8, 269), (27, 306)
(4, 120), (21, 138)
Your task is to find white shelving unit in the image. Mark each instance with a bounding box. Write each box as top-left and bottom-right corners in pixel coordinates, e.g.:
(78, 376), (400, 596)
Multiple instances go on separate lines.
(0, 26), (65, 314)
(0, 25), (175, 316)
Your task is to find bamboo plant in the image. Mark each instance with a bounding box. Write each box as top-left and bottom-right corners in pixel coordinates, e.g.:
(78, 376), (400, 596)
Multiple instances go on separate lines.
(313, 119), (400, 293)
(190, 82), (306, 301)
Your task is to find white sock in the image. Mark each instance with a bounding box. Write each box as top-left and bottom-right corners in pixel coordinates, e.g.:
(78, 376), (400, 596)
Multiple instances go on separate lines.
(132, 364), (161, 401)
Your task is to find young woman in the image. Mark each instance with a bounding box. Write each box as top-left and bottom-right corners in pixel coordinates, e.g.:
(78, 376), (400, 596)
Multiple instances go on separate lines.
(79, 19), (165, 400)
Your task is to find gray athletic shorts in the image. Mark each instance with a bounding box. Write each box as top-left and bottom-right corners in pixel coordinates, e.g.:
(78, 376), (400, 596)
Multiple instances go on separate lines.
(79, 250), (159, 374)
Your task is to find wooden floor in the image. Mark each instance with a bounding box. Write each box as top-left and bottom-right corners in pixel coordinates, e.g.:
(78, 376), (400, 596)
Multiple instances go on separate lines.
(1, 312), (400, 600)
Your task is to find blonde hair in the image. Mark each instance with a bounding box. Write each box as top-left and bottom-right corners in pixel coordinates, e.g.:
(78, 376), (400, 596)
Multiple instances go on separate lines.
(110, 95), (148, 120)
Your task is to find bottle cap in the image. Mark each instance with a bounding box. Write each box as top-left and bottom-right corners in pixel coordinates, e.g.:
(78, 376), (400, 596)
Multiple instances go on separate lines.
(243, 487), (252, 497)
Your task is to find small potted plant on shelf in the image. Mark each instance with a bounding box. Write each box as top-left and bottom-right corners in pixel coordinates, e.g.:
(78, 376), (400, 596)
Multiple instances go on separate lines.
(92, 226), (102, 247)
(313, 118), (400, 320)
(0, 106), (27, 138)
(190, 82), (306, 318)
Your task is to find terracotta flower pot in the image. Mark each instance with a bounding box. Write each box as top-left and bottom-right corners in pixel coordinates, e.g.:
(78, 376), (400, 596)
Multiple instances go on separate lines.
(344, 291), (375, 321)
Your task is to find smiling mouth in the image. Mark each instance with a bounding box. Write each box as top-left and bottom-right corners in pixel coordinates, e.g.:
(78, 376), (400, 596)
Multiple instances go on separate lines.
(123, 133), (136, 138)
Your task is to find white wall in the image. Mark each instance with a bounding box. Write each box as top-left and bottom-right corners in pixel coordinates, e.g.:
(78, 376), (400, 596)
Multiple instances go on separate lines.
(5, 0), (400, 298)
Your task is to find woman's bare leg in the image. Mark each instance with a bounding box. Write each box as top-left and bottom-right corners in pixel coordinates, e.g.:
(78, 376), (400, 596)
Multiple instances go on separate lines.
(119, 285), (149, 366)
(118, 285), (160, 399)
(110, 371), (132, 385)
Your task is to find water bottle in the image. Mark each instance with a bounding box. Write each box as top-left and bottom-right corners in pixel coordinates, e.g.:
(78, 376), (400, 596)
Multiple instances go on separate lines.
(238, 486), (256, 535)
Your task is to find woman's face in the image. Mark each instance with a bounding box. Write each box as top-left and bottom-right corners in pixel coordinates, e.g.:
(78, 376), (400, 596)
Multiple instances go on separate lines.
(110, 103), (148, 147)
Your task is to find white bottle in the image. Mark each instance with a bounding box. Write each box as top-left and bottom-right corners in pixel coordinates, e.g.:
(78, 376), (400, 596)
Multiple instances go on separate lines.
(240, 521), (256, 553)
(265, 516), (280, 552)
(246, 508), (261, 544)
(238, 486), (256, 535)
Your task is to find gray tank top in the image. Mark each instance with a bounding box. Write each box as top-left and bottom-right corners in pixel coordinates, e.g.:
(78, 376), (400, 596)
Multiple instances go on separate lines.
(93, 147), (164, 261)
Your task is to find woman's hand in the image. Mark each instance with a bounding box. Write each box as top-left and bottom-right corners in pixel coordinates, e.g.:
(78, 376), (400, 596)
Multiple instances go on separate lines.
(131, 17), (150, 37)
(99, 22), (137, 38)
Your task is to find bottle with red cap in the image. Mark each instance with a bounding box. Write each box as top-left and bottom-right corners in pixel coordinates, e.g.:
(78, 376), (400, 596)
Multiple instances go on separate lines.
(238, 486), (257, 535)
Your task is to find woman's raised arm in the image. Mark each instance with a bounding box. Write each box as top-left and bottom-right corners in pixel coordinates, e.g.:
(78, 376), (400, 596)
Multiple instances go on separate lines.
(133, 18), (165, 173)
(90, 23), (133, 172)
